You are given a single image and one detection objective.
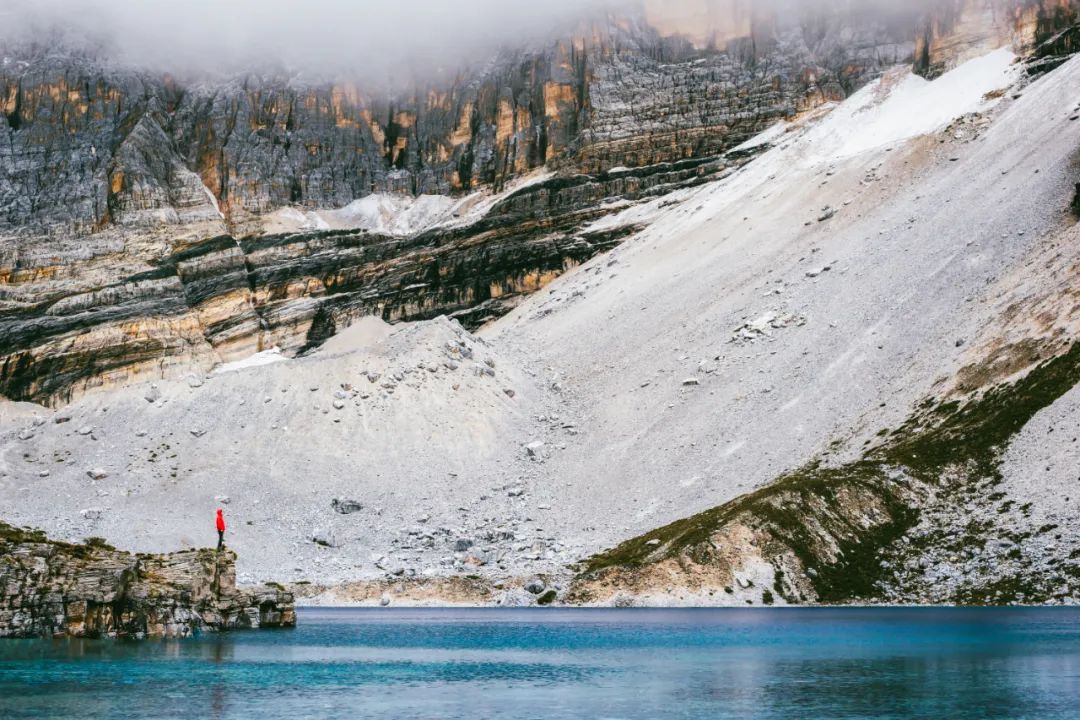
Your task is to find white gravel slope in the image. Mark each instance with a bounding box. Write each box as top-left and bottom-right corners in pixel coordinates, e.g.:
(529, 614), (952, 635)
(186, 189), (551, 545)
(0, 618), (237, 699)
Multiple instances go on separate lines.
(492, 50), (1080, 550)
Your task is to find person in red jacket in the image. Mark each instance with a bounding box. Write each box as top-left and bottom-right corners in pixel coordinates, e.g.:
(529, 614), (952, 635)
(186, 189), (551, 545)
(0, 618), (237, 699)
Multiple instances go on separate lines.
(216, 508), (226, 551)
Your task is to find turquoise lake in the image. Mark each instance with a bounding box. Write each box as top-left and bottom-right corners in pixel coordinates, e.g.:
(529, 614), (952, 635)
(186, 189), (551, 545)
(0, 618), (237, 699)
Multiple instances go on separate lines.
(3, 607), (1080, 719)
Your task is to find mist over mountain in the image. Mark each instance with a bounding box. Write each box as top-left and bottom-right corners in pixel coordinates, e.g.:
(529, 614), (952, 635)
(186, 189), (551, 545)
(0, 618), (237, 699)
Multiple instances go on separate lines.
(0, 0), (940, 81)
(0, 0), (624, 80)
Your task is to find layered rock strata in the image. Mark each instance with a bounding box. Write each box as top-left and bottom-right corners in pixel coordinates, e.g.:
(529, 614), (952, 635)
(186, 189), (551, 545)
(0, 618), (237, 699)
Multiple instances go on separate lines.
(0, 5), (919, 404)
(0, 523), (294, 638)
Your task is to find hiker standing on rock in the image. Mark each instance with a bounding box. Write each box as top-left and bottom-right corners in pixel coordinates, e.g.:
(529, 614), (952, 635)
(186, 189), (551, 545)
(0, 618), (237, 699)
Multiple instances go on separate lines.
(216, 508), (226, 551)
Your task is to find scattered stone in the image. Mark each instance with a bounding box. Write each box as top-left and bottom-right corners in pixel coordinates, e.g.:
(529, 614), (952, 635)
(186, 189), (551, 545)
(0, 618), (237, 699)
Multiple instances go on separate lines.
(187, 375), (204, 388)
(525, 441), (546, 459)
(80, 508), (104, 520)
(76, 426), (94, 436)
(144, 386), (162, 403)
(331, 498), (364, 515)
(214, 495), (231, 505)
(332, 400), (346, 410)
(524, 578), (546, 595)
(312, 529), (339, 548)
(732, 311), (807, 343)
(380, 594), (391, 607)
(86, 468), (108, 480)
(190, 429), (206, 438)
(682, 378), (700, 386)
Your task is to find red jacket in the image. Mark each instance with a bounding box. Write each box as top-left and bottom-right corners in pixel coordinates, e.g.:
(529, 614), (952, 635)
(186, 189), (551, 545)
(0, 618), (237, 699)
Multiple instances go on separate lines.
(216, 509), (225, 533)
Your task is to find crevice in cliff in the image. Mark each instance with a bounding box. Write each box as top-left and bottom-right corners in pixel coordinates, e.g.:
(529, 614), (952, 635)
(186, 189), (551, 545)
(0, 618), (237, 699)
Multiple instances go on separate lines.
(4, 80), (21, 131)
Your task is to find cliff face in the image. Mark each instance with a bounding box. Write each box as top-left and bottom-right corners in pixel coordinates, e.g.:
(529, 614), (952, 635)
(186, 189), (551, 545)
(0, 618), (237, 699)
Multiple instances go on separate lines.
(915, 0), (1080, 78)
(0, 5), (921, 405)
(0, 7), (914, 237)
(0, 523), (294, 638)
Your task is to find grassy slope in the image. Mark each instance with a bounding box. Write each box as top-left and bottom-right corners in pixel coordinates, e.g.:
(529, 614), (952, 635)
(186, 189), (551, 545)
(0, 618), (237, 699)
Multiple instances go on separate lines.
(576, 341), (1080, 603)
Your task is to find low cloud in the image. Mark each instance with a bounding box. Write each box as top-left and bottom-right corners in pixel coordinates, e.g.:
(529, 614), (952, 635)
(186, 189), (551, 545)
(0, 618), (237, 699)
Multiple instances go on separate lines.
(0, 0), (933, 81)
(0, 0), (620, 79)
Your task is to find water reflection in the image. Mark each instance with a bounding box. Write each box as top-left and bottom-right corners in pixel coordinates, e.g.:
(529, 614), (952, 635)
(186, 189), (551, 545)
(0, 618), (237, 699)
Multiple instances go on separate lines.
(2, 608), (1080, 720)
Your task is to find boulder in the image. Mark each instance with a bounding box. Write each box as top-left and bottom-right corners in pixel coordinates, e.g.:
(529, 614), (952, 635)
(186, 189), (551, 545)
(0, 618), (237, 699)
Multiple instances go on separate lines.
(331, 498), (363, 514)
(312, 529), (339, 547)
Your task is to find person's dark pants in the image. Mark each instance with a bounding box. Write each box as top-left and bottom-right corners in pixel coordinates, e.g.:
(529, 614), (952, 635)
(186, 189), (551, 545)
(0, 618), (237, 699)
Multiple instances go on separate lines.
(217, 530), (224, 551)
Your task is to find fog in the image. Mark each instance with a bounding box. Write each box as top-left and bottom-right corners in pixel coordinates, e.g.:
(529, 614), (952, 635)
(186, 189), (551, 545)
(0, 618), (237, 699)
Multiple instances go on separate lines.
(0, 0), (931, 80)
(0, 0), (621, 78)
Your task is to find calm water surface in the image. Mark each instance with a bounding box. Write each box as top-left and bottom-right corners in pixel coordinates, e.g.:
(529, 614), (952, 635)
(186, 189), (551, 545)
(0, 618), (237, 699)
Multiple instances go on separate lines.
(2, 607), (1080, 719)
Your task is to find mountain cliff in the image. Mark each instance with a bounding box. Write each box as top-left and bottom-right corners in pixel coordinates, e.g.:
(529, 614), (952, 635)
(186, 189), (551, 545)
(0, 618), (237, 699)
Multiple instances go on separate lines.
(4, 1), (1080, 608)
(0, 2), (916, 405)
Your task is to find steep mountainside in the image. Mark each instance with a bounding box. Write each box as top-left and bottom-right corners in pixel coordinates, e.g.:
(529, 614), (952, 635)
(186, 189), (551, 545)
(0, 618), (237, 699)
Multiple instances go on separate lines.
(3, 1), (1080, 607)
(0, 1), (917, 405)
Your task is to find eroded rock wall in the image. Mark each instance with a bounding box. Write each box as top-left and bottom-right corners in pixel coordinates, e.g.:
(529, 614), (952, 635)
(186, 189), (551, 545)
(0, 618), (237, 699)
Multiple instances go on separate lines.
(0, 5), (923, 405)
(915, 0), (1080, 78)
(0, 524), (294, 638)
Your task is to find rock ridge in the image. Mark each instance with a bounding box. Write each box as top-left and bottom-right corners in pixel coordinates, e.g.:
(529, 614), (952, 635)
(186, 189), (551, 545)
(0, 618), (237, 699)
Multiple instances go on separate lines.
(0, 523), (294, 638)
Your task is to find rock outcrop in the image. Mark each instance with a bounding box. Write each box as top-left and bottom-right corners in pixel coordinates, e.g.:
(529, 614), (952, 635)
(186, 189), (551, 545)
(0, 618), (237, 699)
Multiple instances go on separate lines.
(915, 0), (1080, 78)
(0, 7), (914, 236)
(0, 523), (294, 638)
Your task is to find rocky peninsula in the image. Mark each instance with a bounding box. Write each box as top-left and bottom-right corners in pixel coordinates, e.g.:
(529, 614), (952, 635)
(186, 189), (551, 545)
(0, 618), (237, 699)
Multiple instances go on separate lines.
(0, 522), (294, 638)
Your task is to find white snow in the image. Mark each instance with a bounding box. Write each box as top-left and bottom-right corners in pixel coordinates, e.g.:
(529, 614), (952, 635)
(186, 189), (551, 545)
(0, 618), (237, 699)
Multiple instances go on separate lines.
(261, 169), (556, 238)
(585, 49), (1020, 243)
(212, 347), (287, 374)
(801, 48), (1018, 162)
(327, 194), (460, 236)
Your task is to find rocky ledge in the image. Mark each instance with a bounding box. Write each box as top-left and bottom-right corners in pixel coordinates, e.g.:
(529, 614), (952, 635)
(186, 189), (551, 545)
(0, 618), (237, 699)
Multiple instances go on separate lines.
(0, 523), (294, 638)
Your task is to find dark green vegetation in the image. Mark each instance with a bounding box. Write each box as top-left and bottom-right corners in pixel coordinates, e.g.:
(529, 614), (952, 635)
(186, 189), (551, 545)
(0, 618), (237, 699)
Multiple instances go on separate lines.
(0, 521), (101, 560)
(580, 342), (1080, 604)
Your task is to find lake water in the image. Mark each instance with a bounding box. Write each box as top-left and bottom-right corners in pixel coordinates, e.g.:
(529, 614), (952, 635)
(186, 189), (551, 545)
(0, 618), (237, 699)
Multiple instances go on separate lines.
(2, 607), (1080, 719)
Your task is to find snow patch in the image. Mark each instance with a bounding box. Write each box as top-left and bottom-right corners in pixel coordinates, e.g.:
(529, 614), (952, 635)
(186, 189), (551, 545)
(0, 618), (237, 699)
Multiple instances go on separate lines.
(213, 347), (287, 375)
(803, 48), (1018, 162)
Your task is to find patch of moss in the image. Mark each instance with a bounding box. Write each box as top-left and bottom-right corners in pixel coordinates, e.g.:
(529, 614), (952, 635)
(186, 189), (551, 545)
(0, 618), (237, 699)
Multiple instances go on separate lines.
(536, 589), (558, 606)
(84, 537), (116, 551)
(0, 522), (116, 560)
